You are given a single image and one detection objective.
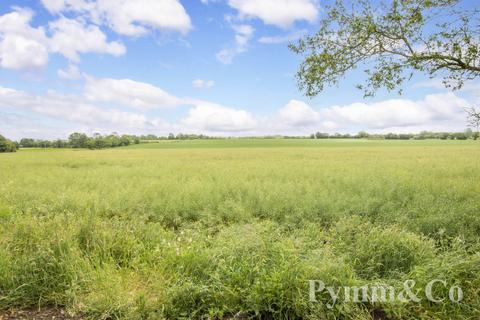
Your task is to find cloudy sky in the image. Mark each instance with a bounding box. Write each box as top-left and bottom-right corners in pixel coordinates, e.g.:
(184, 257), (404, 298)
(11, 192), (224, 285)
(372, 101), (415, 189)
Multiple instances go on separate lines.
(0, 0), (478, 139)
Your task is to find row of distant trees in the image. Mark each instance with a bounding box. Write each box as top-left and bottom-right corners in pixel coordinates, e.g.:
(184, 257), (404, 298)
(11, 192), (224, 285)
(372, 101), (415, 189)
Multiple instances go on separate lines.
(309, 130), (479, 141)
(17, 132), (219, 149)
(2, 129), (478, 153)
(145, 133), (218, 140)
(19, 133), (141, 149)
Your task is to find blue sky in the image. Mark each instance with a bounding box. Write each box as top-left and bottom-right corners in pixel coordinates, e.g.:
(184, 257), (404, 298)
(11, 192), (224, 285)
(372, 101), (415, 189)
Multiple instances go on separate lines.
(0, 0), (477, 139)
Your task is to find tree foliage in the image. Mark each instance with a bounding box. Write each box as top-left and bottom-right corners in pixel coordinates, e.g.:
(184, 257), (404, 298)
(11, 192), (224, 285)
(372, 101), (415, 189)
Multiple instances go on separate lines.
(465, 106), (480, 135)
(67, 132), (139, 149)
(18, 132), (223, 150)
(18, 133), (139, 149)
(465, 107), (480, 140)
(290, 0), (480, 97)
(0, 135), (17, 152)
(309, 130), (475, 140)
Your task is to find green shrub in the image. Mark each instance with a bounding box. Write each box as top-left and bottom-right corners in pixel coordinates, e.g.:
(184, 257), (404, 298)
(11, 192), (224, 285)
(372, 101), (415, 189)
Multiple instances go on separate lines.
(0, 135), (17, 152)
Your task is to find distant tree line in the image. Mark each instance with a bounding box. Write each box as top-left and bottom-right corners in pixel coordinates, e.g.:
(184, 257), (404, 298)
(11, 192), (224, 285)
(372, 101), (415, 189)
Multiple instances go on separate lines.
(8, 128), (479, 152)
(309, 130), (479, 140)
(142, 133), (220, 140)
(19, 133), (141, 149)
(17, 132), (223, 149)
(0, 135), (17, 152)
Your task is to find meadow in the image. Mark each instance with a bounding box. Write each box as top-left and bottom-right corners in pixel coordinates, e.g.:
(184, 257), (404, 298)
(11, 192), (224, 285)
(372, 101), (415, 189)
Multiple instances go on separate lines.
(0, 139), (479, 319)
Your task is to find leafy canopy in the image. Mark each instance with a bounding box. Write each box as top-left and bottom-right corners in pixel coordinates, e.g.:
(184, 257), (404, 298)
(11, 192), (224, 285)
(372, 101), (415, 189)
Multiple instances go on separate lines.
(290, 0), (480, 97)
(0, 134), (17, 152)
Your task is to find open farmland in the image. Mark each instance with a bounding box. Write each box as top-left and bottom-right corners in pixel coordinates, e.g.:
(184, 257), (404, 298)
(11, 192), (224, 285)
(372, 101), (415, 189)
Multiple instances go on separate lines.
(0, 139), (479, 319)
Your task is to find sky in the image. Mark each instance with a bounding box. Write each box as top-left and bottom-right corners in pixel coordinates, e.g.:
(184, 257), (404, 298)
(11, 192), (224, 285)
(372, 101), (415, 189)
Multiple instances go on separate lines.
(0, 0), (478, 140)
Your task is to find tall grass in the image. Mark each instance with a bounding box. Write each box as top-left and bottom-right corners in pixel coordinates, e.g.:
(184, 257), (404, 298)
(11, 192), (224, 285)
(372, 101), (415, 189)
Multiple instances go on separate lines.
(0, 140), (479, 319)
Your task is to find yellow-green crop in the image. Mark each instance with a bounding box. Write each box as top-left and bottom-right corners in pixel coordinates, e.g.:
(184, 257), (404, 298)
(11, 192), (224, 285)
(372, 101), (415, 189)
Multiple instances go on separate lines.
(0, 139), (479, 319)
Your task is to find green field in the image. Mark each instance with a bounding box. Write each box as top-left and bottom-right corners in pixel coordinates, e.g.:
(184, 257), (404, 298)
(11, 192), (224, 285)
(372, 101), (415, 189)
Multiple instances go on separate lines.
(1, 139), (479, 319)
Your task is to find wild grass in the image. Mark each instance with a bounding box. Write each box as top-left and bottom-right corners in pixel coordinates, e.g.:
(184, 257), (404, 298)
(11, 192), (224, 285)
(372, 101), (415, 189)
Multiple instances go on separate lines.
(0, 139), (479, 319)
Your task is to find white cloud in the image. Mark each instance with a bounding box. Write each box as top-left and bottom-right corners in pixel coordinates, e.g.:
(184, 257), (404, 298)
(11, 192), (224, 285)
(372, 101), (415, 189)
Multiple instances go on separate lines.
(41, 0), (192, 36)
(258, 29), (307, 44)
(216, 24), (254, 64)
(0, 75), (470, 139)
(0, 86), (164, 130)
(0, 8), (125, 70)
(95, 0), (192, 36)
(0, 34), (49, 70)
(0, 81), (260, 137)
(233, 24), (254, 46)
(193, 79), (215, 88)
(227, 0), (318, 28)
(0, 1), (191, 70)
(41, 0), (75, 12)
(322, 93), (467, 130)
(278, 99), (319, 126)
(57, 64), (82, 80)
(0, 8), (49, 69)
(0, 111), (70, 140)
(48, 17), (125, 62)
(324, 100), (430, 129)
(181, 100), (257, 132)
(84, 77), (183, 110)
(265, 93), (468, 135)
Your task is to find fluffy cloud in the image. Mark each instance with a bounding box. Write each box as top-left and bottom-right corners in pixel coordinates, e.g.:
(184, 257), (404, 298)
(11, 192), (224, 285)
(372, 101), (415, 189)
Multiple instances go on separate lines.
(227, 0), (318, 28)
(0, 86), (162, 130)
(0, 111), (70, 140)
(193, 79), (215, 88)
(0, 9), (49, 69)
(99, 0), (191, 36)
(322, 93), (467, 130)
(0, 81), (261, 136)
(0, 35), (49, 70)
(84, 77), (184, 110)
(0, 8), (125, 70)
(325, 100), (430, 129)
(1, 0), (191, 70)
(278, 99), (319, 126)
(217, 24), (254, 64)
(181, 100), (257, 132)
(41, 0), (192, 36)
(267, 93), (468, 134)
(48, 17), (125, 62)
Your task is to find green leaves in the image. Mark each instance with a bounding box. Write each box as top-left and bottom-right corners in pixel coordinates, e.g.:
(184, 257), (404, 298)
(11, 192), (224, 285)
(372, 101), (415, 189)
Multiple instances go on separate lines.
(291, 0), (480, 97)
(0, 135), (17, 153)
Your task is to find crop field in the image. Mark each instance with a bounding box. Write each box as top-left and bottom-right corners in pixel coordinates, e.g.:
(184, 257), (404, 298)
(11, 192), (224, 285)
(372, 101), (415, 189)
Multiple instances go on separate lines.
(0, 139), (479, 319)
